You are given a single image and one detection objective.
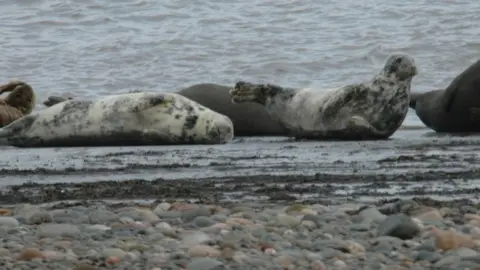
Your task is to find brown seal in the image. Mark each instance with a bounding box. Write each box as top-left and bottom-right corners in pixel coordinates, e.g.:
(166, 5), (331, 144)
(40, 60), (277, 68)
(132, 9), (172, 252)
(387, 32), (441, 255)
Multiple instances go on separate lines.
(0, 81), (36, 127)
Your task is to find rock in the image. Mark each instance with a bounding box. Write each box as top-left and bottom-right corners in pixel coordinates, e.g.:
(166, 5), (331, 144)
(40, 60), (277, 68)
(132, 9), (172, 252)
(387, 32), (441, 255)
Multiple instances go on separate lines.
(171, 203), (198, 211)
(313, 240), (351, 253)
(377, 213), (420, 240)
(102, 248), (127, 258)
(413, 250), (442, 262)
(302, 214), (323, 227)
(285, 204), (307, 213)
(87, 224), (111, 231)
(358, 207), (387, 223)
(188, 245), (221, 258)
(311, 260), (327, 270)
(225, 218), (252, 226)
(26, 210), (53, 225)
(0, 209), (11, 216)
(433, 255), (459, 268)
(0, 217), (19, 227)
(117, 208), (159, 222)
(18, 248), (44, 261)
(348, 223), (370, 232)
(192, 216), (216, 228)
(181, 231), (211, 246)
(332, 259), (348, 269)
(73, 264), (97, 270)
(274, 254), (293, 269)
(187, 257), (223, 270)
(156, 211), (182, 219)
(275, 214), (301, 228)
(345, 240), (365, 255)
(431, 227), (476, 251)
(300, 220), (316, 229)
(182, 207), (212, 222)
(156, 221), (173, 230)
(37, 223), (81, 239)
(88, 209), (118, 224)
(154, 202), (171, 213)
(445, 247), (477, 258)
(415, 209), (443, 221)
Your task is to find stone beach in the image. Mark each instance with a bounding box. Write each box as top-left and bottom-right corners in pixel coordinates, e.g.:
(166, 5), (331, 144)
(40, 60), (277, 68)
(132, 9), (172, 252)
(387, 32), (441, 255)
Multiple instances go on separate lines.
(1, 132), (480, 269)
(0, 198), (479, 269)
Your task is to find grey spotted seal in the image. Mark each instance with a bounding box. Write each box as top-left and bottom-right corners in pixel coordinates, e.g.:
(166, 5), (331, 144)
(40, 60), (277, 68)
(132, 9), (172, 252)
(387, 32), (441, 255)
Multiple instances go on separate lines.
(229, 53), (418, 140)
(0, 81), (36, 127)
(0, 91), (234, 147)
(42, 83), (288, 137)
(409, 59), (480, 133)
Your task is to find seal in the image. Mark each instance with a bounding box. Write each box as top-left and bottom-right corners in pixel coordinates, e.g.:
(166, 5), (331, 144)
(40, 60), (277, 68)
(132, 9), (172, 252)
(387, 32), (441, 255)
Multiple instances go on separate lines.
(0, 91), (234, 147)
(0, 81), (36, 127)
(42, 84), (288, 137)
(409, 59), (480, 133)
(229, 53), (418, 140)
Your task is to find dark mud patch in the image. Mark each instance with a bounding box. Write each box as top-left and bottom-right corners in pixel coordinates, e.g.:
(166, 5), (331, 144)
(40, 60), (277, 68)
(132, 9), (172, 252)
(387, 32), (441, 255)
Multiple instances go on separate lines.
(3, 129), (480, 205)
(2, 169), (480, 205)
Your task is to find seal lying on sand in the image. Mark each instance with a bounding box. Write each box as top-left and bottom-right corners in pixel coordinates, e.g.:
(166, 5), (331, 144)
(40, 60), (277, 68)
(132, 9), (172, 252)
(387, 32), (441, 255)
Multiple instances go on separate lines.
(229, 53), (418, 140)
(0, 81), (35, 127)
(42, 84), (288, 137)
(0, 91), (234, 147)
(409, 59), (480, 133)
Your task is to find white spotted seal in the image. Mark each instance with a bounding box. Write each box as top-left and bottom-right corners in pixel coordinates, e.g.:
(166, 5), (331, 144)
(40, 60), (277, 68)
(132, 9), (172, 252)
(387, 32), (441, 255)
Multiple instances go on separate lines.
(229, 53), (418, 140)
(409, 59), (480, 133)
(0, 91), (234, 147)
(42, 83), (288, 136)
(0, 81), (36, 127)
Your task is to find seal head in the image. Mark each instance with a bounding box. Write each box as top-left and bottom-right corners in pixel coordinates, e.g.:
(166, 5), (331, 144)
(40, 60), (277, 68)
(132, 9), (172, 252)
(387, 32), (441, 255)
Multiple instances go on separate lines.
(381, 53), (418, 81)
(0, 81), (36, 127)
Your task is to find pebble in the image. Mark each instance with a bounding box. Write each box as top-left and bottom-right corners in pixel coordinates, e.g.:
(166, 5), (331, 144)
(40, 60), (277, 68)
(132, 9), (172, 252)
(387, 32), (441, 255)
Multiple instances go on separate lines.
(0, 216), (19, 227)
(188, 245), (221, 257)
(0, 200), (477, 269)
(187, 257), (223, 270)
(37, 223), (81, 239)
(431, 227), (476, 251)
(377, 213), (420, 239)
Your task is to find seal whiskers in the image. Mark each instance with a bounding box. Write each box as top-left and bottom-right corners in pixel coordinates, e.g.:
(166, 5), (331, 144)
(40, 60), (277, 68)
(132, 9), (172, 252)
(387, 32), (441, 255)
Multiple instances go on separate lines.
(229, 52), (418, 140)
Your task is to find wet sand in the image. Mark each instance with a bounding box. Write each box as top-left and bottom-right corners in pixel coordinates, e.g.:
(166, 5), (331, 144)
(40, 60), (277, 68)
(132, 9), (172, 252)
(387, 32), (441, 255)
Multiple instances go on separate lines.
(1, 127), (480, 205)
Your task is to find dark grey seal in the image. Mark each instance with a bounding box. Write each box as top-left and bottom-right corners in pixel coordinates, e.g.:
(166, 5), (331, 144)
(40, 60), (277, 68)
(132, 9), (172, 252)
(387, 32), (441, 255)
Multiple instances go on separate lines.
(42, 83), (288, 137)
(229, 53), (418, 141)
(409, 59), (480, 133)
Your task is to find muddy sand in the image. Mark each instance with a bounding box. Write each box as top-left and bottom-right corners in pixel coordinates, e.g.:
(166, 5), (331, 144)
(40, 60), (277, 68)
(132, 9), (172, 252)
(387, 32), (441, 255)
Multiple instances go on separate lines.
(1, 127), (480, 206)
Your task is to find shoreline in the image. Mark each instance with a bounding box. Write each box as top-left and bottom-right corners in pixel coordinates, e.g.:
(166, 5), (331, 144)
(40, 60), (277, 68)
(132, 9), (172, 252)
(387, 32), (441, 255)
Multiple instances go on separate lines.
(1, 129), (480, 205)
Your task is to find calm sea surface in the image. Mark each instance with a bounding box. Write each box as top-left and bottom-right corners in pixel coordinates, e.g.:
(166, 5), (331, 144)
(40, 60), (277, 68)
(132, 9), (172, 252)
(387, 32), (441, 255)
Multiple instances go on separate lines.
(1, 0), (478, 126)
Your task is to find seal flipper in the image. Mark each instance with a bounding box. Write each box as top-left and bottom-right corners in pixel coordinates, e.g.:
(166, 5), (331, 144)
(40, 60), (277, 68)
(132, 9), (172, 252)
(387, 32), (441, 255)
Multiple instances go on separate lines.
(43, 96), (70, 107)
(345, 116), (389, 139)
(441, 59), (480, 112)
(129, 94), (171, 113)
(0, 114), (37, 145)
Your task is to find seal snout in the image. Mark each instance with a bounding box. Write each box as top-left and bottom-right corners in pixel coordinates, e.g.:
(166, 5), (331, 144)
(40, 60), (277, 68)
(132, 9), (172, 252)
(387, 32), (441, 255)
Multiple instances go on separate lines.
(383, 53), (418, 80)
(209, 115), (234, 142)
